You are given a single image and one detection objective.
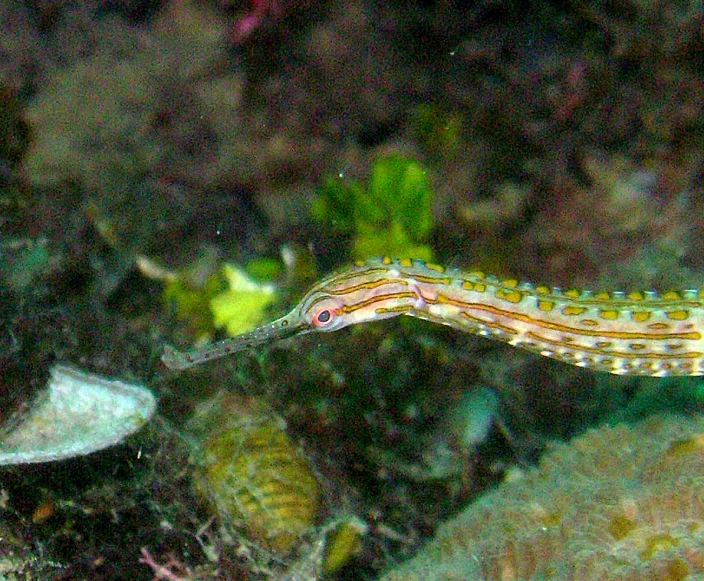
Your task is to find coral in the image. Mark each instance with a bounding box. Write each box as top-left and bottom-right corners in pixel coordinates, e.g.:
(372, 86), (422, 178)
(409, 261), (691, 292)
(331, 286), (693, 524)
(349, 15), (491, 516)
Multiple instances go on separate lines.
(379, 412), (704, 580)
(21, 0), (237, 267)
(0, 364), (155, 466)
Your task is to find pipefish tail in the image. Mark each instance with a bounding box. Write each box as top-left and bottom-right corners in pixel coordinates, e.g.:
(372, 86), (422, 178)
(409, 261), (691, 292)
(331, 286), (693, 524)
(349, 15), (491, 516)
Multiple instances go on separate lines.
(162, 256), (704, 376)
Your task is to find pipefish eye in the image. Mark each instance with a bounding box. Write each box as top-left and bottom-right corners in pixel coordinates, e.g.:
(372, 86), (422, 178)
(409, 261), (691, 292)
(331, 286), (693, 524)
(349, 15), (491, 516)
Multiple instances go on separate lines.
(312, 308), (335, 327)
(302, 295), (345, 330)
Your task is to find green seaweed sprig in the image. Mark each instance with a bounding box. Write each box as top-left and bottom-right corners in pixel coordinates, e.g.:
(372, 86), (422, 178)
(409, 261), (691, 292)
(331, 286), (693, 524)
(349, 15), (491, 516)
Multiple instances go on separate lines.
(312, 154), (435, 261)
(163, 258), (281, 340)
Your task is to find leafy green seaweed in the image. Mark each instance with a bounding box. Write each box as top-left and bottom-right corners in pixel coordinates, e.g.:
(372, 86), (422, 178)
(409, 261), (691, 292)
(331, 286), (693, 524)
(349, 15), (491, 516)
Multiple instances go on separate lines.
(312, 154), (435, 261)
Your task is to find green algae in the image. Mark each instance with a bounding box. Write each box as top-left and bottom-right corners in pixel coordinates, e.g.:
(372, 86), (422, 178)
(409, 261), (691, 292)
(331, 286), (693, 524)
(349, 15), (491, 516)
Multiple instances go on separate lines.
(210, 264), (278, 337)
(163, 259), (281, 341)
(312, 154), (435, 261)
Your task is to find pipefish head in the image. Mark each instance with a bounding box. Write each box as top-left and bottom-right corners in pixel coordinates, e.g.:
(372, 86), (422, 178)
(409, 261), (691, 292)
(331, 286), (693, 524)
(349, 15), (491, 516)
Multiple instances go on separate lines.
(295, 263), (420, 330)
(161, 288), (349, 371)
(162, 262), (416, 370)
(294, 290), (350, 333)
(277, 257), (428, 338)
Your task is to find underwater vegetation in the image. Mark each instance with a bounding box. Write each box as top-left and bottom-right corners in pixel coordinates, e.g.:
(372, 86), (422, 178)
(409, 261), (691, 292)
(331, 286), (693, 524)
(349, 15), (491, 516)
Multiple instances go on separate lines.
(209, 263), (280, 337)
(162, 266), (229, 343)
(161, 153), (437, 344)
(162, 259), (281, 342)
(312, 153), (435, 261)
(380, 412), (704, 580)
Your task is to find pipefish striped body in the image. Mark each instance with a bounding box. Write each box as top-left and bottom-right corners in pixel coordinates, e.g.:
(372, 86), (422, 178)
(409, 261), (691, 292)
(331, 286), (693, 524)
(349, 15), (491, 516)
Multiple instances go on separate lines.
(162, 256), (704, 376)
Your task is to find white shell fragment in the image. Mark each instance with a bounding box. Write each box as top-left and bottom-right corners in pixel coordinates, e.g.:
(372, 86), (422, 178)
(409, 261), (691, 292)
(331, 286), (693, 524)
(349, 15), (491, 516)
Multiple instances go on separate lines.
(0, 364), (156, 465)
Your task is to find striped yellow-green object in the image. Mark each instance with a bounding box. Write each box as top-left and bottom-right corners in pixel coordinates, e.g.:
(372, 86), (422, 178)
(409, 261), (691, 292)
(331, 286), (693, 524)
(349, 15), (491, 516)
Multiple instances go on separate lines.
(162, 257), (704, 376)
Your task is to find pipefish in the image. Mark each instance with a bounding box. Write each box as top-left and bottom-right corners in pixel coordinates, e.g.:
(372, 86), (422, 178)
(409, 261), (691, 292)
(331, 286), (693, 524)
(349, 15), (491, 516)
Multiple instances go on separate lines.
(162, 256), (704, 376)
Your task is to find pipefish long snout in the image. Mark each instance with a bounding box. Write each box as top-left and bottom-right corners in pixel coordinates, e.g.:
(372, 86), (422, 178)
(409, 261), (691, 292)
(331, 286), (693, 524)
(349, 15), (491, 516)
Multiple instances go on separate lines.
(162, 256), (704, 376)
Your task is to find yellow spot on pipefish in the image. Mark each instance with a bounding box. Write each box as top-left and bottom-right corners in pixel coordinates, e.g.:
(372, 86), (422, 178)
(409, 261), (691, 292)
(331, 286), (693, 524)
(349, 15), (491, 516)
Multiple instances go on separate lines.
(496, 289), (524, 303)
(399, 257), (413, 267)
(461, 280), (488, 292)
(632, 311), (652, 322)
(538, 300), (555, 311)
(666, 310), (690, 321)
(425, 262), (446, 273)
(599, 309), (620, 320)
(562, 306), (587, 316)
